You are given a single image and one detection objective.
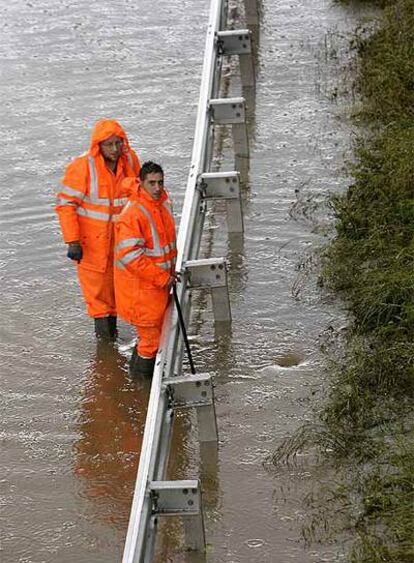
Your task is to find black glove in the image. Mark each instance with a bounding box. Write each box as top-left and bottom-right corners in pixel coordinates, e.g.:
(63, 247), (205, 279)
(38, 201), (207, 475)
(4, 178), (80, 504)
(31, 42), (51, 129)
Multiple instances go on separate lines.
(67, 242), (83, 263)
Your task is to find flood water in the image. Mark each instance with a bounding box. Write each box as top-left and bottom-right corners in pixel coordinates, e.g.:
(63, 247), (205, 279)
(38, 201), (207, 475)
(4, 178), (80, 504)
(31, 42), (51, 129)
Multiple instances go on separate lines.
(1, 1), (368, 562)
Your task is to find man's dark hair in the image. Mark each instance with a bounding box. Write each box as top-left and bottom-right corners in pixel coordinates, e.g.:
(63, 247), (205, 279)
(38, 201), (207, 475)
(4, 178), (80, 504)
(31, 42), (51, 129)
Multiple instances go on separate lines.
(139, 161), (164, 182)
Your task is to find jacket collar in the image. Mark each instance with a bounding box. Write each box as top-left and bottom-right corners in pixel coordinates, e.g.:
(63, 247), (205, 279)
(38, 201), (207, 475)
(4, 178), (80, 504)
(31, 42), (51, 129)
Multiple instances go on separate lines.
(135, 186), (168, 207)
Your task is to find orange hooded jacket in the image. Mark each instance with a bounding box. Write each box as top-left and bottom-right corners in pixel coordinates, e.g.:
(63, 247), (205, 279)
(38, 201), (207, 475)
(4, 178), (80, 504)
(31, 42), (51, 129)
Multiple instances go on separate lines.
(56, 120), (141, 273)
(114, 178), (177, 328)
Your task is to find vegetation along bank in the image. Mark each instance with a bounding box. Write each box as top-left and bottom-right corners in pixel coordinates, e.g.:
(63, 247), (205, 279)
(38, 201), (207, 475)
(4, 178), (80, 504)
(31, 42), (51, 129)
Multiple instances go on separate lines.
(274, 1), (414, 561)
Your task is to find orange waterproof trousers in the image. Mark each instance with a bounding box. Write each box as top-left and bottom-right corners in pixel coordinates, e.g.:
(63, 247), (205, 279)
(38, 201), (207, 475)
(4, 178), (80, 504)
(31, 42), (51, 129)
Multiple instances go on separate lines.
(77, 262), (116, 318)
(134, 324), (162, 358)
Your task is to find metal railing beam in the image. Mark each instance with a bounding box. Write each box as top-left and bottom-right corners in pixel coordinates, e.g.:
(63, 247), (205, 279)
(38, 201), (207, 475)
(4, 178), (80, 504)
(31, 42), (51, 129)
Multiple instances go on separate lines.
(121, 0), (252, 559)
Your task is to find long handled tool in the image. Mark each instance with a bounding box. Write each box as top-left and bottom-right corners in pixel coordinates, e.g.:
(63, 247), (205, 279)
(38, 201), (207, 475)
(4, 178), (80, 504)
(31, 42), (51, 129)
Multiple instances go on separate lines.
(173, 284), (196, 374)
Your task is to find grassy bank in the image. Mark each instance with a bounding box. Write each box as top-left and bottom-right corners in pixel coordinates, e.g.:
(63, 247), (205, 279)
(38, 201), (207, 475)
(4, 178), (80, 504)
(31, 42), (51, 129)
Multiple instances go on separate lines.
(273, 1), (414, 561)
(324, 2), (414, 559)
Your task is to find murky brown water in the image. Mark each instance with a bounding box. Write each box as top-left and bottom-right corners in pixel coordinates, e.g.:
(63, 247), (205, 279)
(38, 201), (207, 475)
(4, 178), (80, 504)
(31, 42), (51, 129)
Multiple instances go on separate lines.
(1, 1), (369, 562)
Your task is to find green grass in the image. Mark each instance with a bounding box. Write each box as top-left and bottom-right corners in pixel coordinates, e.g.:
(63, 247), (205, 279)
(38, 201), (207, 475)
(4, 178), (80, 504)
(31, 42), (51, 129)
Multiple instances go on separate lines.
(272, 1), (414, 560)
(350, 432), (414, 562)
(323, 1), (414, 558)
(324, 0), (414, 420)
(326, 141), (414, 333)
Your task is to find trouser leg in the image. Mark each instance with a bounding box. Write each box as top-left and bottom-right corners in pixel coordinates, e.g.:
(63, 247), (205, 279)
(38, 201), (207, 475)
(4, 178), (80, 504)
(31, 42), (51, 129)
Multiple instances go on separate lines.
(77, 264), (117, 339)
(77, 263), (116, 318)
(129, 325), (162, 377)
(136, 325), (162, 358)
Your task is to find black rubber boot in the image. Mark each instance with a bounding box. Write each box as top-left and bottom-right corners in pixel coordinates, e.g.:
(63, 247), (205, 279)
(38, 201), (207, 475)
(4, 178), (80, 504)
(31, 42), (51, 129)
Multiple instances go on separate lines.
(129, 346), (138, 374)
(129, 349), (155, 377)
(94, 317), (116, 340)
(136, 355), (156, 376)
(108, 316), (117, 338)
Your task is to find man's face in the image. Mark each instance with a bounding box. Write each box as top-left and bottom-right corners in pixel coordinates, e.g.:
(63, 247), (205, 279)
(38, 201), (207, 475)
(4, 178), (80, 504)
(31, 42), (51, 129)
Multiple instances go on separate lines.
(141, 172), (164, 200)
(99, 135), (123, 163)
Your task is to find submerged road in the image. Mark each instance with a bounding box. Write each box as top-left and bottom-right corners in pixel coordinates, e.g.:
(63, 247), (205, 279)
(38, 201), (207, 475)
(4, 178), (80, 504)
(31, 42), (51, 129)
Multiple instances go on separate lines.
(1, 1), (366, 561)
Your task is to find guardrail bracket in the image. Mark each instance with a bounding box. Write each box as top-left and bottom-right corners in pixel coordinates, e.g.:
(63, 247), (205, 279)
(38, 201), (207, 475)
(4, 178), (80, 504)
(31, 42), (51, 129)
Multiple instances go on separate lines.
(217, 29), (251, 55)
(209, 98), (249, 184)
(209, 97), (245, 124)
(217, 30), (255, 88)
(184, 257), (231, 323)
(200, 171), (244, 233)
(164, 374), (218, 442)
(150, 480), (206, 551)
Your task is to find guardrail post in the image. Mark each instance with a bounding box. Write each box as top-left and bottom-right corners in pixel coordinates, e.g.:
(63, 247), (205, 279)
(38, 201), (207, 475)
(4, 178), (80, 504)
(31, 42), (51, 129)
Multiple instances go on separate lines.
(150, 480), (205, 551)
(200, 171), (244, 233)
(184, 257), (231, 323)
(164, 374), (218, 443)
(209, 98), (249, 184)
(243, 0), (259, 27)
(217, 30), (255, 88)
(233, 124), (249, 186)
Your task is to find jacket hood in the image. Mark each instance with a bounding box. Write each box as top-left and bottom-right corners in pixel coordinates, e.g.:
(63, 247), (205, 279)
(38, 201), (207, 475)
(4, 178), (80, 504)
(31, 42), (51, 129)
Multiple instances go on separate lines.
(89, 119), (131, 157)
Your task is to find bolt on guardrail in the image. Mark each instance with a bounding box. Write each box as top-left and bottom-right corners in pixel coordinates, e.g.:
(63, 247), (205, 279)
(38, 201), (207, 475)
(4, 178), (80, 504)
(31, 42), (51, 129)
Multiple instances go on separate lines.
(122, 1), (257, 561)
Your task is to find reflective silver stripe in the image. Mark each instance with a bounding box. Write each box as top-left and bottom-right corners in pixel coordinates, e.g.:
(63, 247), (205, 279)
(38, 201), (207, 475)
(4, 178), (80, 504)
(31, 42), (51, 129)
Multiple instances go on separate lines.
(88, 156), (99, 200)
(83, 194), (104, 205)
(59, 184), (85, 200)
(118, 200), (133, 219)
(127, 152), (134, 169)
(115, 260), (126, 270)
(161, 201), (175, 253)
(143, 248), (162, 257)
(162, 240), (176, 253)
(136, 204), (163, 257)
(116, 238), (145, 252)
(87, 157), (128, 207)
(77, 207), (110, 221)
(158, 260), (172, 271)
(83, 194), (128, 206)
(121, 248), (144, 265)
(87, 156), (107, 204)
(56, 197), (78, 207)
(114, 197), (128, 206)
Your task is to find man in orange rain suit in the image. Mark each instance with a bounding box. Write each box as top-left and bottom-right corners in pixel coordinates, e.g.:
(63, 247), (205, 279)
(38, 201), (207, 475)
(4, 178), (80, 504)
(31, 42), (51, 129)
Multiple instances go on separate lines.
(114, 161), (178, 376)
(56, 119), (141, 339)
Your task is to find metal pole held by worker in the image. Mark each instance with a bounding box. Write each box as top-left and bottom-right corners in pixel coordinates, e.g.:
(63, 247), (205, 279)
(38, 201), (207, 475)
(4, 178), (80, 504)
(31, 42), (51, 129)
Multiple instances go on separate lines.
(173, 284), (196, 375)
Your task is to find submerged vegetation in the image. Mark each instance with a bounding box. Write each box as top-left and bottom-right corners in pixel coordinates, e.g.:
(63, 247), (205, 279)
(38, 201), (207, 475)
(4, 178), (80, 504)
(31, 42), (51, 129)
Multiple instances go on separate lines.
(273, 1), (414, 561)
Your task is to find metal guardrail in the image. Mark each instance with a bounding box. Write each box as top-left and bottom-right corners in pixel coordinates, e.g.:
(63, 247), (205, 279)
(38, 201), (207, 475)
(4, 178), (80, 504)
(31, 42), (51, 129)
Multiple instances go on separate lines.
(122, 1), (258, 561)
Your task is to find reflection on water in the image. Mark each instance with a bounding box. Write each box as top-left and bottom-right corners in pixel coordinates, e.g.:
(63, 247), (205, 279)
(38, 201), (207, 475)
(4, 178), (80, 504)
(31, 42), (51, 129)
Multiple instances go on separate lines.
(73, 343), (149, 530)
